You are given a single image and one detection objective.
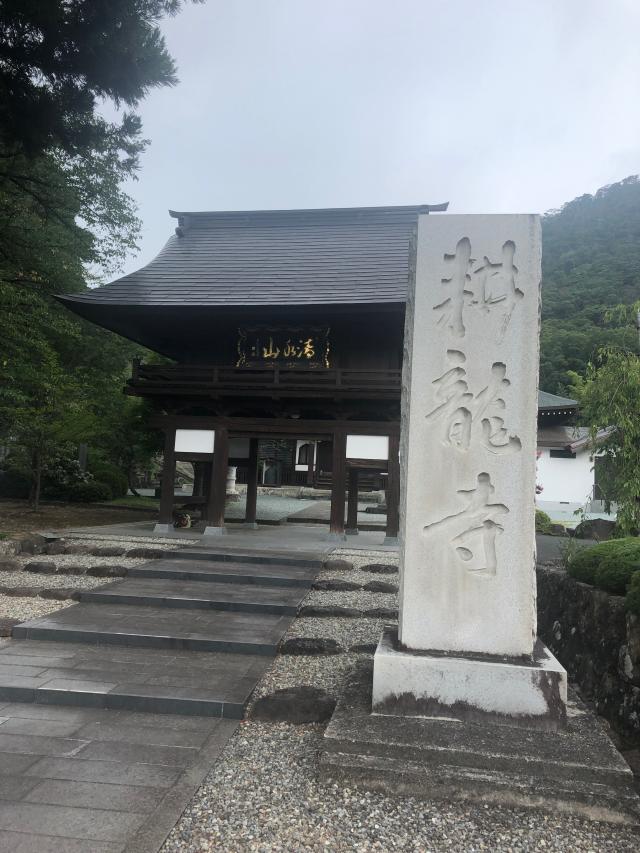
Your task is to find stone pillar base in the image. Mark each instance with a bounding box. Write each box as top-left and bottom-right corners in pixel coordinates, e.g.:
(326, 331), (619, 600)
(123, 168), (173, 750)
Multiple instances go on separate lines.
(242, 522), (259, 530)
(372, 627), (567, 731)
(345, 527), (359, 536)
(202, 525), (227, 537)
(382, 536), (398, 546)
(153, 523), (174, 535)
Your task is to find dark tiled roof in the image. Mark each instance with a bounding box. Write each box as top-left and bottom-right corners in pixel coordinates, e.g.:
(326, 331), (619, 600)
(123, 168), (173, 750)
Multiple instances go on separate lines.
(59, 204), (447, 308)
(537, 390), (578, 411)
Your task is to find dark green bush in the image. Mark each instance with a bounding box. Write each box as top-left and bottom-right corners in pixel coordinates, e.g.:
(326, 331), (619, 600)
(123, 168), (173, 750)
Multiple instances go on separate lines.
(0, 468), (31, 499)
(535, 509), (553, 534)
(89, 463), (128, 499)
(626, 572), (640, 617)
(594, 547), (640, 594)
(566, 538), (640, 586)
(67, 481), (112, 503)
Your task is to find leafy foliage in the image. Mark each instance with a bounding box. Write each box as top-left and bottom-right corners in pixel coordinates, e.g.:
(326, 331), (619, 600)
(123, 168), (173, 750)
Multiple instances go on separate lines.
(541, 176), (640, 392)
(566, 537), (640, 588)
(535, 508), (553, 534)
(0, 1), (192, 505)
(569, 346), (640, 534)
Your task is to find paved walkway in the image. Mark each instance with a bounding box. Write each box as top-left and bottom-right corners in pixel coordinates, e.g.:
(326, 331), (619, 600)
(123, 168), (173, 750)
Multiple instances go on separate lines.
(0, 539), (324, 851)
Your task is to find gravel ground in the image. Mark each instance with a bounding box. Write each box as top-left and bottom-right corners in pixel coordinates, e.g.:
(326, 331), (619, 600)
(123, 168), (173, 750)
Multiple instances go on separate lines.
(13, 552), (154, 569)
(284, 617), (388, 648)
(56, 533), (185, 546)
(0, 594), (73, 620)
(162, 722), (639, 853)
(251, 653), (365, 703)
(303, 589), (397, 611)
(0, 572), (107, 590)
(332, 548), (399, 570)
(317, 567), (398, 587)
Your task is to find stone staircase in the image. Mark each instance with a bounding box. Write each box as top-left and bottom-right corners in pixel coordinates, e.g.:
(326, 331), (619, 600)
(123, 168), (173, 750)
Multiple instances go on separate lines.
(0, 547), (321, 719)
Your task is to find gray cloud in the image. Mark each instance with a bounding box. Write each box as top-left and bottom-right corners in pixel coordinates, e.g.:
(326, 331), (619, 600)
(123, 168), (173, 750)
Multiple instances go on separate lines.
(105, 0), (640, 277)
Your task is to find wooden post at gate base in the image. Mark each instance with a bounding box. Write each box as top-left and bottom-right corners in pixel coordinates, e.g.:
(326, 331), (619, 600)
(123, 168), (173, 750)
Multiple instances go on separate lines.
(346, 467), (359, 535)
(203, 426), (229, 536)
(385, 432), (400, 544)
(307, 444), (315, 486)
(329, 429), (347, 539)
(244, 437), (259, 528)
(154, 427), (177, 534)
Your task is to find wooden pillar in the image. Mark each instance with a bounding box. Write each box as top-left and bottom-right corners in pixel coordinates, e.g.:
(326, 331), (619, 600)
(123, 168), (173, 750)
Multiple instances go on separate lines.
(329, 429), (347, 539)
(385, 432), (400, 543)
(203, 426), (229, 536)
(346, 467), (359, 535)
(306, 442), (315, 486)
(244, 438), (259, 528)
(155, 426), (176, 533)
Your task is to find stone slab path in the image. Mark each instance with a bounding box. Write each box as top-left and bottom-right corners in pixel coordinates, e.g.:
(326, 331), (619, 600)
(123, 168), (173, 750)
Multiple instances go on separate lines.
(0, 544), (324, 851)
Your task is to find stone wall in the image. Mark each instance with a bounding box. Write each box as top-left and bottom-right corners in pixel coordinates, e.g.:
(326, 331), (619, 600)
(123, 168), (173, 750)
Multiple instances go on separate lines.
(537, 565), (640, 743)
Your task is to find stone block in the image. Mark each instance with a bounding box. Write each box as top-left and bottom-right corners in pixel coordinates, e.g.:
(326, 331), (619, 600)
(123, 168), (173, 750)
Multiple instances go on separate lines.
(251, 687), (336, 723)
(320, 662), (640, 823)
(0, 559), (21, 572)
(24, 561), (57, 575)
(372, 627), (566, 731)
(397, 214), (543, 658)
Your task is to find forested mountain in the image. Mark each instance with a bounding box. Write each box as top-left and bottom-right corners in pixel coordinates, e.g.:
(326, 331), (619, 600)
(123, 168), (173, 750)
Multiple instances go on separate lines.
(540, 175), (640, 392)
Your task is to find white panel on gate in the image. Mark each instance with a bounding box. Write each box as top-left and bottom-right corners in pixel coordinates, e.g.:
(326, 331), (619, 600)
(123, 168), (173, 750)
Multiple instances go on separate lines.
(346, 435), (389, 461)
(174, 429), (215, 454)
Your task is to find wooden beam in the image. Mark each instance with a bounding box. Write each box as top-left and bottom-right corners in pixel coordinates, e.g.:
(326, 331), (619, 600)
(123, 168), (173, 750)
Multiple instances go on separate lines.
(346, 467), (359, 535)
(244, 438), (259, 527)
(329, 429), (347, 538)
(203, 426), (229, 534)
(385, 431), (400, 542)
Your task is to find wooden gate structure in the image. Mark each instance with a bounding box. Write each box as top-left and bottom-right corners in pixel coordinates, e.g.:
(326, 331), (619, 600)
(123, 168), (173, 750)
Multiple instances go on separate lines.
(59, 203), (448, 539)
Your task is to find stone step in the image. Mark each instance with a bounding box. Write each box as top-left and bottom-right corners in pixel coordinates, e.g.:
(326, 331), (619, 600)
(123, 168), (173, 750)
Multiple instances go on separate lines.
(0, 638), (269, 718)
(128, 558), (316, 588)
(79, 577), (306, 615)
(170, 548), (322, 569)
(12, 603), (290, 655)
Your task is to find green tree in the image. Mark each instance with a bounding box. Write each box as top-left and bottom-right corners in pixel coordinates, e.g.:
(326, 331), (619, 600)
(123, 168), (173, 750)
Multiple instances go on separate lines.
(541, 176), (640, 392)
(0, 1), (198, 504)
(569, 338), (640, 534)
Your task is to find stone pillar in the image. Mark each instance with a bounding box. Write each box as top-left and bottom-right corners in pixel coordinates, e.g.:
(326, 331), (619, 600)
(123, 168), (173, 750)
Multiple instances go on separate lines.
(203, 426), (229, 537)
(154, 427), (176, 535)
(373, 214), (567, 729)
(244, 438), (259, 528)
(346, 468), (359, 535)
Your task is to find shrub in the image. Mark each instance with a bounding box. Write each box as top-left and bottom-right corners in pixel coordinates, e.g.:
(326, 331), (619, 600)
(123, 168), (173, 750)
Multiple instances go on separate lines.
(535, 509), (553, 534)
(67, 481), (112, 503)
(567, 538), (640, 588)
(0, 467), (31, 499)
(626, 572), (640, 617)
(594, 546), (640, 595)
(89, 462), (128, 499)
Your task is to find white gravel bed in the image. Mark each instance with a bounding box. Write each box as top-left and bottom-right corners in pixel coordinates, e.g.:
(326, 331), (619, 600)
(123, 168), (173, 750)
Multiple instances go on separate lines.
(0, 571), (107, 590)
(284, 617), (387, 648)
(0, 595), (72, 621)
(15, 552), (150, 569)
(251, 654), (363, 703)
(162, 721), (638, 853)
(303, 589), (397, 611)
(60, 533), (185, 547)
(331, 548), (399, 571)
(317, 567), (398, 587)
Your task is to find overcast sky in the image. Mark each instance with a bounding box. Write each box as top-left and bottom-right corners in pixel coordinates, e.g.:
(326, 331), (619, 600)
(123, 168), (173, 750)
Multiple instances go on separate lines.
(111, 0), (640, 278)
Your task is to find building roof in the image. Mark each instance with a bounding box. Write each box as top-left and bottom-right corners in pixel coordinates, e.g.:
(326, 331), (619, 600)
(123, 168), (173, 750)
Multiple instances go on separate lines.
(59, 204), (448, 311)
(537, 390), (578, 413)
(537, 425), (613, 451)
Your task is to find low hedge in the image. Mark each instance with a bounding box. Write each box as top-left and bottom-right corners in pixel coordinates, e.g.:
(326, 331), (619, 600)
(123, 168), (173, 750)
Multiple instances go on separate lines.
(535, 509), (553, 534)
(67, 481), (113, 503)
(566, 537), (640, 615)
